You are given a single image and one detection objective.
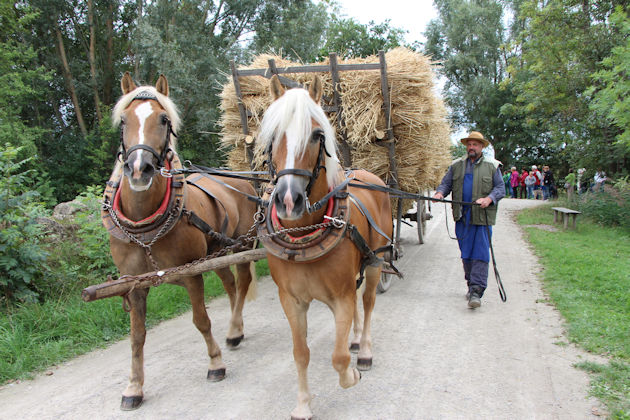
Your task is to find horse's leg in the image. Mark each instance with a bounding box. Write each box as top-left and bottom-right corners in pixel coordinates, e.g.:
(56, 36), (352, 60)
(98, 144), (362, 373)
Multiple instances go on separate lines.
(225, 262), (253, 347)
(357, 265), (381, 371)
(278, 289), (312, 420)
(184, 275), (226, 381)
(332, 293), (361, 389)
(350, 281), (365, 353)
(213, 266), (242, 347)
(121, 288), (149, 410)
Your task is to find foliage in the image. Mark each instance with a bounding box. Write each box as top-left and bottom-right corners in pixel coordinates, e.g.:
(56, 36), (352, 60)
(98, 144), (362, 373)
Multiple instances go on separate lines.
(0, 0), (50, 161)
(423, 0), (530, 165)
(0, 145), (51, 303)
(506, 0), (629, 175)
(321, 16), (407, 59)
(251, 0), (329, 62)
(587, 7), (630, 150)
(517, 205), (630, 417)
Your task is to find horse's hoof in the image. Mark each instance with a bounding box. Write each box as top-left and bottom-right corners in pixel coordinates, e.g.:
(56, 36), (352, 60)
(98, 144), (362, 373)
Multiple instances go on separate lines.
(120, 395), (143, 411)
(349, 342), (359, 352)
(226, 335), (244, 348)
(357, 357), (372, 371)
(207, 367), (226, 382)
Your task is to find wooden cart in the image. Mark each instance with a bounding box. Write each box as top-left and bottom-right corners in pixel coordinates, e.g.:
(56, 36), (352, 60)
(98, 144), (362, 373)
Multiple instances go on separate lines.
(229, 51), (434, 292)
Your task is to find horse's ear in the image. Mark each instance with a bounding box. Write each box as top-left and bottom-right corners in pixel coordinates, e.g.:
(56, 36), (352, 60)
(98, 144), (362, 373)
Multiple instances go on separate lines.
(308, 75), (323, 104)
(156, 74), (169, 96)
(270, 75), (285, 100)
(121, 72), (137, 94)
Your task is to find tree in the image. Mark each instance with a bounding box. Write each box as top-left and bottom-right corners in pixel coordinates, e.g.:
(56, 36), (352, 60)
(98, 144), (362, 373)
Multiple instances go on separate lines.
(423, 0), (532, 165)
(507, 0), (629, 174)
(251, 0), (329, 62)
(0, 1), (50, 158)
(588, 7), (630, 152)
(321, 16), (407, 58)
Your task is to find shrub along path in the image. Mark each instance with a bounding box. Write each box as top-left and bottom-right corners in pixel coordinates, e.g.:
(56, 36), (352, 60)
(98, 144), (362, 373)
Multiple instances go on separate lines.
(0, 199), (606, 419)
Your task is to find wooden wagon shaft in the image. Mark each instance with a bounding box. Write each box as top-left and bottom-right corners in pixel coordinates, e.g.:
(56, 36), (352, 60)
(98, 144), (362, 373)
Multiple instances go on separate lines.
(81, 248), (268, 303)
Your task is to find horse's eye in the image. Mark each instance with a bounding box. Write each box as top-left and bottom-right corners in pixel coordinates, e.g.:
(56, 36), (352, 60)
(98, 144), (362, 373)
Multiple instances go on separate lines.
(161, 114), (169, 125)
(311, 129), (325, 143)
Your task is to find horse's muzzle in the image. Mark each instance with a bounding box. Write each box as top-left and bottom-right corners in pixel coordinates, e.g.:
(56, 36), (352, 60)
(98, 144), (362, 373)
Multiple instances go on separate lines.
(123, 151), (158, 191)
(274, 178), (307, 220)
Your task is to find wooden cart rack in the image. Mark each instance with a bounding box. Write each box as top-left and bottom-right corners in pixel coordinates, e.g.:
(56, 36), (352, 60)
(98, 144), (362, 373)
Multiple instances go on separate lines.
(229, 51), (433, 292)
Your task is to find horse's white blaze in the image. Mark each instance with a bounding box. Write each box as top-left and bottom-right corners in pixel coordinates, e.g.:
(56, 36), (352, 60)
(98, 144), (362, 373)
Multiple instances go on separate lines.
(134, 102), (154, 145)
(131, 102), (155, 176)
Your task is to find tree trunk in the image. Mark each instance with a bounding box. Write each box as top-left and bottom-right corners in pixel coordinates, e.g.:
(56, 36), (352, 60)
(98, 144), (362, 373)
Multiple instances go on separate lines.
(88, 0), (102, 123)
(134, 0), (143, 80)
(104, 1), (114, 105)
(55, 23), (88, 137)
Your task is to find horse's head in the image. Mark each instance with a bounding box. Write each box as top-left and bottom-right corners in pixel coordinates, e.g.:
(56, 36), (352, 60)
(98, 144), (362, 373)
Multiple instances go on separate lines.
(112, 72), (180, 192)
(259, 75), (340, 220)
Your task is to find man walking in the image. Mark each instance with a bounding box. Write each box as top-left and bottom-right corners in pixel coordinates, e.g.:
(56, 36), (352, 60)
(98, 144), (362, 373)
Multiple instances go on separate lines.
(432, 132), (505, 309)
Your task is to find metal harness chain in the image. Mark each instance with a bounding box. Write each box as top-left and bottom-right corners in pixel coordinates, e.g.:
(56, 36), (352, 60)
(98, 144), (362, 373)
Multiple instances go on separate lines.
(112, 210), (342, 291)
(103, 201), (180, 271)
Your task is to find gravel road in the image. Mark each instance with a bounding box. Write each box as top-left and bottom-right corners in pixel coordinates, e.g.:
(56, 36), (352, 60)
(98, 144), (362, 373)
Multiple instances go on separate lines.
(0, 198), (604, 419)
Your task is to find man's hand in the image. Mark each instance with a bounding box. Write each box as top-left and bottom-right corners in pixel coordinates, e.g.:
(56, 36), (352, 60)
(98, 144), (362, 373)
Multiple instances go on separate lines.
(432, 192), (444, 202)
(476, 196), (493, 208)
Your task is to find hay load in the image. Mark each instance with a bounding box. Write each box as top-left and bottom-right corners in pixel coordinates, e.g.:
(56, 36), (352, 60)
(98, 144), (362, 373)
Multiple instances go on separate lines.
(218, 47), (452, 200)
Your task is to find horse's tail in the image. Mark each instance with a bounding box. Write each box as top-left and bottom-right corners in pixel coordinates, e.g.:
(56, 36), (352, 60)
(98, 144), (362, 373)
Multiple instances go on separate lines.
(246, 261), (258, 301)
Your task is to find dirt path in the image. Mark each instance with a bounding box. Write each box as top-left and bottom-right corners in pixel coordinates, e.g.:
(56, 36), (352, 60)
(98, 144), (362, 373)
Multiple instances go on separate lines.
(0, 198), (603, 419)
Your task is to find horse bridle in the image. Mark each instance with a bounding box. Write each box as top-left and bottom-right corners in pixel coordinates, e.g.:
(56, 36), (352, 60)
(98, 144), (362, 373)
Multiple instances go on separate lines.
(118, 90), (178, 170)
(266, 127), (331, 198)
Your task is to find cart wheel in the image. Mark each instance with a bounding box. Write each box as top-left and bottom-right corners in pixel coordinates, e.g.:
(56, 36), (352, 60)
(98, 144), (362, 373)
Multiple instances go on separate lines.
(417, 199), (425, 244)
(377, 271), (392, 293)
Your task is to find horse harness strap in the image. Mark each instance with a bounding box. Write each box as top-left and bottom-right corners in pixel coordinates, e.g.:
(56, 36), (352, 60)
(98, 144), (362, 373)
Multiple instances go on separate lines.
(259, 180), (394, 289)
(102, 154), (187, 246)
(185, 174), (230, 236)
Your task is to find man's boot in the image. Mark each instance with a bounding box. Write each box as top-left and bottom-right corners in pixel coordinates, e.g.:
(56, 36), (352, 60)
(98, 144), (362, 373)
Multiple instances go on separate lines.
(468, 286), (483, 309)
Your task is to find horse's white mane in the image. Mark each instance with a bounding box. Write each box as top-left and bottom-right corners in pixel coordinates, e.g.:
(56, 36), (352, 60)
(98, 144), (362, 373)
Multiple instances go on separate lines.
(112, 86), (181, 150)
(258, 88), (342, 187)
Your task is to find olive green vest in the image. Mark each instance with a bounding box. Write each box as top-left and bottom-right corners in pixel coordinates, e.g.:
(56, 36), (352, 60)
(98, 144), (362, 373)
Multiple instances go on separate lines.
(451, 155), (501, 225)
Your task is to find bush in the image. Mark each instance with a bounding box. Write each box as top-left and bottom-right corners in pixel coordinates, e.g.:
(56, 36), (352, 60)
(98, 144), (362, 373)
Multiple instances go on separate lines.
(0, 145), (52, 303)
(574, 177), (630, 231)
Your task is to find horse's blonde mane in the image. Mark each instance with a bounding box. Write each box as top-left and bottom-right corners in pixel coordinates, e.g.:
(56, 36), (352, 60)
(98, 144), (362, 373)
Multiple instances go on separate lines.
(258, 88), (342, 187)
(112, 86), (181, 150)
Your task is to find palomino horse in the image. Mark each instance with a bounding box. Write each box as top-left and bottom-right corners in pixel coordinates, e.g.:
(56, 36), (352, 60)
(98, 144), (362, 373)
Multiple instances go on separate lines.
(106, 73), (257, 410)
(257, 75), (393, 419)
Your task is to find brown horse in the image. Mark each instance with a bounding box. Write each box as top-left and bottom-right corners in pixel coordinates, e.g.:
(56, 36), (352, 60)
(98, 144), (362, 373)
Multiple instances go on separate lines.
(106, 73), (257, 410)
(257, 75), (393, 419)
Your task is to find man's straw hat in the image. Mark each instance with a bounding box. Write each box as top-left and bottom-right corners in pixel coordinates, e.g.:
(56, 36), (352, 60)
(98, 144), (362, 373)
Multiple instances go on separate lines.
(460, 131), (490, 148)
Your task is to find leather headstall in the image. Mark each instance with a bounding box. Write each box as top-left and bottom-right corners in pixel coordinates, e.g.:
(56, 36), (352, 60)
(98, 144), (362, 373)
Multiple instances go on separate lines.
(102, 153), (186, 244)
(257, 184), (350, 263)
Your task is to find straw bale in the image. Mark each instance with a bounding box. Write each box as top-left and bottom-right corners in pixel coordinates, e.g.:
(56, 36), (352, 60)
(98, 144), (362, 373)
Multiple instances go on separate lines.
(218, 48), (452, 213)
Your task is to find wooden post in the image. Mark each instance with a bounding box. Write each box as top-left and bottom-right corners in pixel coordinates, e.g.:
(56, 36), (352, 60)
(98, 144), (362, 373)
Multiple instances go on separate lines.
(377, 50), (399, 189)
(230, 60), (254, 167)
(82, 248), (267, 302)
(329, 53), (353, 168)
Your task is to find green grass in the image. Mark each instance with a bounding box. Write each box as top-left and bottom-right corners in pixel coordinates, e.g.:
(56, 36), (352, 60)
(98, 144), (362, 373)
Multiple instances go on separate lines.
(0, 259), (269, 384)
(517, 204), (630, 418)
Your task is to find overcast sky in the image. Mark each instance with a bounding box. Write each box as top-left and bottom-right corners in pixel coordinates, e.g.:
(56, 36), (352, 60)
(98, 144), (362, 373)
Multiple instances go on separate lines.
(334, 0), (438, 44)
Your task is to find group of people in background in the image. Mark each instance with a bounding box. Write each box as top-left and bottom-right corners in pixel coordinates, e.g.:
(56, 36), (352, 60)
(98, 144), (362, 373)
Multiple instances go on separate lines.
(503, 165), (609, 201)
(503, 165), (556, 200)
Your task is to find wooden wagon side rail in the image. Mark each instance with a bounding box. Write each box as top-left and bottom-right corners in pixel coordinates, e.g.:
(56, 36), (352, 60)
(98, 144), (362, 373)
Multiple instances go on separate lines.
(82, 248), (267, 302)
(229, 51), (396, 182)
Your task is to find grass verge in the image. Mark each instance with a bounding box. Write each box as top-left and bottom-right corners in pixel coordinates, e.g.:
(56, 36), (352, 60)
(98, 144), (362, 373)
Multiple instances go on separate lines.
(0, 259), (269, 384)
(517, 203), (629, 419)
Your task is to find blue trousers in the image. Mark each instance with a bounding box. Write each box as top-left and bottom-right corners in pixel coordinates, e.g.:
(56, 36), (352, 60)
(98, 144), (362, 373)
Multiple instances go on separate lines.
(462, 259), (488, 295)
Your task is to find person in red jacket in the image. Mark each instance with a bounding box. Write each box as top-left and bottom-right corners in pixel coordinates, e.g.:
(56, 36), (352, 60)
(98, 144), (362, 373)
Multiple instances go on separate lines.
(509, 167), (519, 198)
(518, 168), (529, 199)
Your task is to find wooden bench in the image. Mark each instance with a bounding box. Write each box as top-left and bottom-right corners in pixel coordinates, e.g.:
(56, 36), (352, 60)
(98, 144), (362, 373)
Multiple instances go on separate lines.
(552, 207), (581, 229)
